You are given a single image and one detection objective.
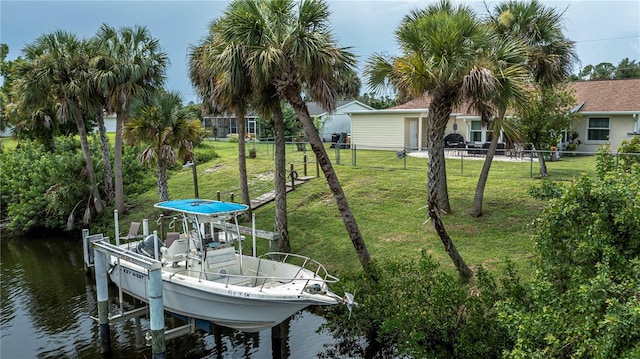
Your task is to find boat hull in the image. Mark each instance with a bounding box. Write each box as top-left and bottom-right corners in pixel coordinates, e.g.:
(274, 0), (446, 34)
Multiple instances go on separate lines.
(108, 256), (338, 332)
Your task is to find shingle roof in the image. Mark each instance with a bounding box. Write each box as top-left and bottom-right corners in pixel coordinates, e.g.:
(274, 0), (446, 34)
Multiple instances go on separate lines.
(568, 78), (640, 112)
(389, 78), (640, 114)
(389, 95), (475, 116)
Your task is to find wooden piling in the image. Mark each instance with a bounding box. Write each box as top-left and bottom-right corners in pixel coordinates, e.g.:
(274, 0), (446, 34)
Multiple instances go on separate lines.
(303, 154), (308, 176)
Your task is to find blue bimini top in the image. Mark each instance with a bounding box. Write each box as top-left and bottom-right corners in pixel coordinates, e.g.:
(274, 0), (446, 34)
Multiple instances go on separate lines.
(154, 199), (248, 217)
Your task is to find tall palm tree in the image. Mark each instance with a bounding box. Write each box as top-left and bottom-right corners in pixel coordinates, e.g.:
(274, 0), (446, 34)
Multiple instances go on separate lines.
(84, 39), (115, 205)
(188, 23), (253, 216)
(93, 24), (168, 213)
(365, 1), (506, 279)
(466, 39), (530, 217)
(485, 0), (577, 178)
(217, 0), (373, 273)
(18, 31), (104, 217)
(124, 90), (202, 202)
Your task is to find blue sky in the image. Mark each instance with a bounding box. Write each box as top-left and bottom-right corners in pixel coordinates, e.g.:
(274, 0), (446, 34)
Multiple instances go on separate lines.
(2, 0), (639, 103)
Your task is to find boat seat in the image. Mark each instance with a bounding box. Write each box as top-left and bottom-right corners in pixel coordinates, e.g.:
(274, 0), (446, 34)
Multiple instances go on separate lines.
(161, 232), (187, 267)
(205, 246), (239, 279)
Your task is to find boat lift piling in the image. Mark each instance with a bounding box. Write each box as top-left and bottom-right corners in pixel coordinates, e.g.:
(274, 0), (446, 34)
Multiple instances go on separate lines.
(91, 239), (167, 357)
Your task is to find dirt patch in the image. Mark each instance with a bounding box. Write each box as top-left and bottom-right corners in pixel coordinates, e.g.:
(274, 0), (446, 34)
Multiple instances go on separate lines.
(382, 234), (408, 243)
(203, 164), (224, 174)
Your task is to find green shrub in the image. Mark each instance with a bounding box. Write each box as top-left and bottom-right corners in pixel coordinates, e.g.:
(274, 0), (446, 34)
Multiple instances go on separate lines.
(500, 164), (640, 358)
(0, 139), (87, 233)
(527, 178), (565, 200)
(323, 253), (527, 358)
(618, 135), (640, 172)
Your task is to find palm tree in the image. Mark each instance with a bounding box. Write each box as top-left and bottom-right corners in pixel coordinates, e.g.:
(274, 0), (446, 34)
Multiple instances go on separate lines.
(93, 24), (168, 213)
(190, 19), (293, 253)
(485, 0), (577, 178)
(466, 39), (530, 217)
(84, 39), (115, 205)
(124, 90), (202, 202)
(188, 24), (253, 217)
(217, 0), (373, 273)
(18, 31), (104, 217)
(366, 1), (509, 279)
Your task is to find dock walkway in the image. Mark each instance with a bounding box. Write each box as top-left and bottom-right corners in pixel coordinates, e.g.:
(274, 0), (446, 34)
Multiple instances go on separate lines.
(250, 176), (314, 210)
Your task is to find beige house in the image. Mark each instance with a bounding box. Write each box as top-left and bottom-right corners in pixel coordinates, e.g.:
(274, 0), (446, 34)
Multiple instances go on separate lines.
(570, 78), (640, 153)
(349, 78), (640, 153)
(349, 97), (493, 152)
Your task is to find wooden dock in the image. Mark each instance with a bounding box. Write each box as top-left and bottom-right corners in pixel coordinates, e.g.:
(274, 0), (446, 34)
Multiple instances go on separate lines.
(250, 176), (314, 210)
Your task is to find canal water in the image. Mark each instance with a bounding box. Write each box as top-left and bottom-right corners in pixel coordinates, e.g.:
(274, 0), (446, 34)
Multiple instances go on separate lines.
(0, 234), (348, 358)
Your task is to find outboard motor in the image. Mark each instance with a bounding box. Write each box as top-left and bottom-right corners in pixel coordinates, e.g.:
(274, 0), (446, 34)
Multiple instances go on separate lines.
(132, 235), (163, 259)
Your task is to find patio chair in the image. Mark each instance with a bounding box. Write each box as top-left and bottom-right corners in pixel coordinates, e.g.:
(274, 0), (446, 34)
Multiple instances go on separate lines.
(122, 221), (141, 241)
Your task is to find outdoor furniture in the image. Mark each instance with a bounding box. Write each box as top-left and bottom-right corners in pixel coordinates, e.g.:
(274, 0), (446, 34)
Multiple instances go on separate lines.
(466, 142), (483, 155)
(122, 221), (141, 241)
(444, 133), (464, 148)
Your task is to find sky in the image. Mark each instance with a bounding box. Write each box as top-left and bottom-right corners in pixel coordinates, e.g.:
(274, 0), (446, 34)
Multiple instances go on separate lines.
(2, 0), (639, 104)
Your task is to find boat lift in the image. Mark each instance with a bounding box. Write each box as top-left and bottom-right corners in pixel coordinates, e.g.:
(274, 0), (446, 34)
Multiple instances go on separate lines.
(81, 210), (281, 356)
(83, 229), (195, 358)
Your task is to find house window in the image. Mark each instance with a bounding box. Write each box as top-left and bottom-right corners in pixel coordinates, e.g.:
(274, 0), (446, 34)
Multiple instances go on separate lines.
(470, 120), (482, 142)
(587, 117), (609, 141)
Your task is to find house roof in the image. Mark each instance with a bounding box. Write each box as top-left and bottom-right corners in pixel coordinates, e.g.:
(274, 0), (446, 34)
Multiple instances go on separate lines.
(387, 78), (640, 115)
(388, 95), (474, 116)
(568, 78), (640, 113)
(305, 100), (374, 116)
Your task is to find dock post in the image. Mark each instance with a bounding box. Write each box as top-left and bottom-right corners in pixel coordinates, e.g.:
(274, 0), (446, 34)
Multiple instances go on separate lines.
(82, 229), (91, 275)
(93, 247), (112, 354)
(303, 153), (308, 176)
(217, 191), (221, 201)
(148, 267), (166, 359)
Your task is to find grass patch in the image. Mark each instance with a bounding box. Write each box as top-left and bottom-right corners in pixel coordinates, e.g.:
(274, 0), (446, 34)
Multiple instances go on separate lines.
(121, 140), (597, 282)
(3, 136), (594, 281)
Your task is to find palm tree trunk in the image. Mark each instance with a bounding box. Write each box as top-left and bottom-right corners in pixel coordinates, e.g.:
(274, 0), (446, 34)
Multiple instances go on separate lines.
(114, 109), (125, 213)
(470, 126), (501, 217)
(237, 111), (252, 217)
(435, 126), (450, 213)
(157, 159), (169, 202)
(285, 91), (373, 275)
(427, 93), (452, 213)
(96, 111), (114, 205)
(272, 101), (290, 253)
(427, 99), (472, 280)
(75, 115), (104, 216)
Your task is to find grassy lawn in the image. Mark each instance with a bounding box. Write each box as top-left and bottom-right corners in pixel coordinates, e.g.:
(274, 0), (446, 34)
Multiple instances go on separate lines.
(3, 136), (595, 281)
(129, 140), (597, 281)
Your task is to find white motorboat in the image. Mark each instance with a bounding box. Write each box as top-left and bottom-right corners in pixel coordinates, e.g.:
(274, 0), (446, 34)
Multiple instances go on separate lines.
(107, 199), (351, 332)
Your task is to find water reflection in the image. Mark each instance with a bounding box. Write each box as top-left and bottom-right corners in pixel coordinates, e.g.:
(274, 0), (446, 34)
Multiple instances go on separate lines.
(0, 234), (349, 358)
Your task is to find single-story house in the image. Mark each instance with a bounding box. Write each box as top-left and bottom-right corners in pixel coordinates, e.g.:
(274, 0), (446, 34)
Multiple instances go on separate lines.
(306, 100), (374, 142)
(569, 78), (640, 153)
(102, 112), (261, 139)
(349, 78), (640, 153)
(203, 111), (260, 139)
